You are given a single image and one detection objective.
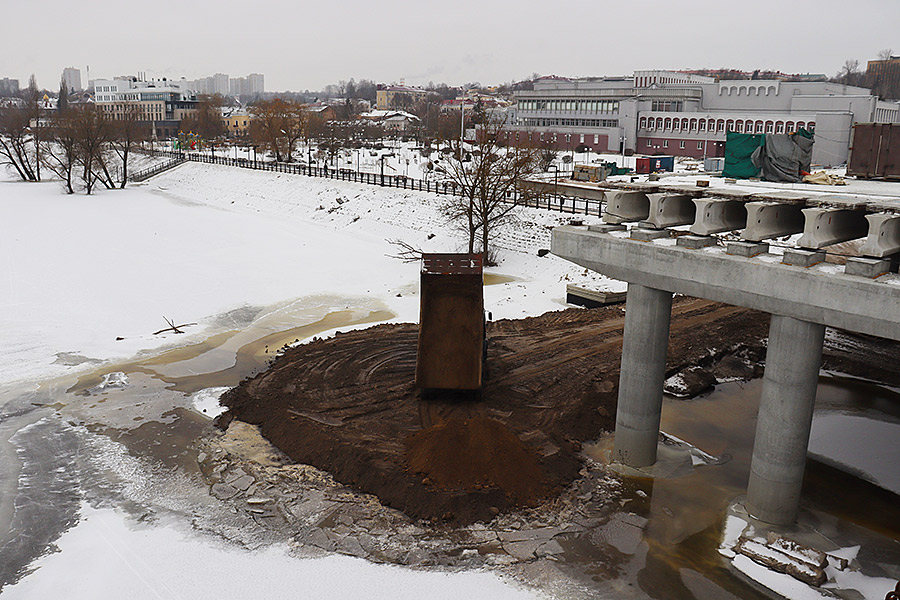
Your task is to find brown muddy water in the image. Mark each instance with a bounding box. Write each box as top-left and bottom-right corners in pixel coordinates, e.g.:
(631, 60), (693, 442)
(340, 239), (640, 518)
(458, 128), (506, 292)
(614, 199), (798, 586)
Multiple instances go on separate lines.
(582, 376), (900, 599)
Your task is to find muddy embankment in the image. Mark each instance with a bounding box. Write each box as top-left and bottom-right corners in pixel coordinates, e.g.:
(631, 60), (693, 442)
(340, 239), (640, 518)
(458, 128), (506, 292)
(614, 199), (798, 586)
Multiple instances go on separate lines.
(217, 297), (899, 525)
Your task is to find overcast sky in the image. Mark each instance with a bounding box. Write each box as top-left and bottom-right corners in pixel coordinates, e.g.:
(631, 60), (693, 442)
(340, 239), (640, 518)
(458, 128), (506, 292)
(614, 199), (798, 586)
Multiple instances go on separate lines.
(3, 0), (898, 92)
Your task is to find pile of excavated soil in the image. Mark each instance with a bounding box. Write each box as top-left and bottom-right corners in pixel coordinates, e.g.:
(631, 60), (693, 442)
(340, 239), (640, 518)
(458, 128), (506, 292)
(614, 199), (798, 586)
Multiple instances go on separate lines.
(218, 298), (772, 524)
(406, 416), (548, 506)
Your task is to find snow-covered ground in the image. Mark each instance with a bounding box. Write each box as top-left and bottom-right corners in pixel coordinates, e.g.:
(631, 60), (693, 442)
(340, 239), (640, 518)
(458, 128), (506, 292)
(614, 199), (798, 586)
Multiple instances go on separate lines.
(4, 504), (536, 600)
(0, 162), (613, 389)
(0, 162), (617, 597)
(809, 411), (900, 495)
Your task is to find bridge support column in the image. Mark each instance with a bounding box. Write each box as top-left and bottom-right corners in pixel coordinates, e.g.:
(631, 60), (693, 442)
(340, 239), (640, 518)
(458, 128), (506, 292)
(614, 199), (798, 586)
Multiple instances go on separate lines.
(613, 283), (673, 467)
(747, 314), (825, 525)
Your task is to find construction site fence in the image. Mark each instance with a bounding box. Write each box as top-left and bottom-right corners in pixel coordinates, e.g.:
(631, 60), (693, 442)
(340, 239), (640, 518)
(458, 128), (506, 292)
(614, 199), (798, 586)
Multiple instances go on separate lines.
(139, 149), (604, 217)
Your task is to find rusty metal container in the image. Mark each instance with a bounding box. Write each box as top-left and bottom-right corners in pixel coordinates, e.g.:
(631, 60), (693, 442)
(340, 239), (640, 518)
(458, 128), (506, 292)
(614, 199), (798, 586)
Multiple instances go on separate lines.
(848, 123), (900, 180)
(415, 253), (484, 391)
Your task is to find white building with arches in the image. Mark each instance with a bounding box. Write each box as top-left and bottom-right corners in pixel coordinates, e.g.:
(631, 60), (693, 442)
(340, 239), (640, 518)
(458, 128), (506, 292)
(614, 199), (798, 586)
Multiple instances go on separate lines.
(510, 72), (900, 166)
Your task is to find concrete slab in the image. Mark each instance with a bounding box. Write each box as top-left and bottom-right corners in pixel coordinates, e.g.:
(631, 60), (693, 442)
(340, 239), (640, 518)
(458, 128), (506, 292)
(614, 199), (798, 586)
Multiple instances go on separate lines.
(726, 241), (769, 257)
(631, 228), (672, 241)
(845, 256), (892, 278)
(677, 235), (718, 249)
(587, 223), (626, 233)
(782, 248), (825, 267)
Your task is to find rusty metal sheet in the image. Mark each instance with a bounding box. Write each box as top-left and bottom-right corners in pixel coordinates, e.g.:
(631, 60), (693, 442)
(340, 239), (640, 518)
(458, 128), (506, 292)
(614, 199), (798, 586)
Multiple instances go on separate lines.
(848, 123), (900, 180)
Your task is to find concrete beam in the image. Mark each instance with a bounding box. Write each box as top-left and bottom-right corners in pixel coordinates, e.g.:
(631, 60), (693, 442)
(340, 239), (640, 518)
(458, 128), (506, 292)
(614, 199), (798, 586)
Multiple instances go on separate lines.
(859, 213), (900, 258)
(747, 315), (824, 525)
(741, 202), (805, 242)
(690, 198), (747, 236)
(797, 208), (868, 249)
(603, 190), (650, 224)
(645, 193), (695, 229)
(550, 226), (900, 342)
(613, 284), (673, 467)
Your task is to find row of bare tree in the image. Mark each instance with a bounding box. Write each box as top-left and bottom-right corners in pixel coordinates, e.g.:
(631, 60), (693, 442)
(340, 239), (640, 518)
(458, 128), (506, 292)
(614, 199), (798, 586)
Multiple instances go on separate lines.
(0, 102), (149, 194)
(438, 118), (544, 264)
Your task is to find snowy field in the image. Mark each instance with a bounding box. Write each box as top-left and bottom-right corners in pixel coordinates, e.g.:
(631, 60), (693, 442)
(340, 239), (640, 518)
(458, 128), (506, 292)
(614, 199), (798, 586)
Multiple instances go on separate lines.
(0, 162), (613, 388)
(0, 163), (616, 598)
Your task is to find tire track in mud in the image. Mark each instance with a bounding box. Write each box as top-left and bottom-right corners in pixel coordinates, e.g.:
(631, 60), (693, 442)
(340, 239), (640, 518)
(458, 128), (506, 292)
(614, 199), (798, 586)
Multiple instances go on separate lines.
(220, 300), (770, 524)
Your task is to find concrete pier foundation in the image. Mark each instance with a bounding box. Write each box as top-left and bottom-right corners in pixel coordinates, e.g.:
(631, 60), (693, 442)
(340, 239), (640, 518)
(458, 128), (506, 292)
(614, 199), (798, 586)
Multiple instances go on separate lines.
(613, 283), (673, 467)
(747, 315), (825, 525)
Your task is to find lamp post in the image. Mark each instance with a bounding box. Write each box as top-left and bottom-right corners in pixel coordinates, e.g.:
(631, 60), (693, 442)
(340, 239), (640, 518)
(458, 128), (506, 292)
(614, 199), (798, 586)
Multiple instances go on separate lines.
(548, 164), (559, 204)
(379, 153), (395, 186)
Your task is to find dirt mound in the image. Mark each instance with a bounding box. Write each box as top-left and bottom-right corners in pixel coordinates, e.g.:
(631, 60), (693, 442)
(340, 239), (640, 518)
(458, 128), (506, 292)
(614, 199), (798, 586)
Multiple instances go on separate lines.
(407, 416), (548, 505)
(219, 299), (771, 524)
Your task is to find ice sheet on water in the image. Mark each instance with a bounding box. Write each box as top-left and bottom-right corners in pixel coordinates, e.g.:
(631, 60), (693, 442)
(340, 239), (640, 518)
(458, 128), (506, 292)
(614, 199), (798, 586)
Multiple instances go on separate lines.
(189, 386), (230, 419)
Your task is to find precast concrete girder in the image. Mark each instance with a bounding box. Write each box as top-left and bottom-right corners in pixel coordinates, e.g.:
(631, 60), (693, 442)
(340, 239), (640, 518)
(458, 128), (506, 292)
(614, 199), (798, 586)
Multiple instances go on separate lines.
(613, 283), (673, 467)
(797, 207), (869, 249)
(645, 193), (696, 229)
(690, 198), (748, 236)
(859, 212), (900, 258)
(603, 190), (650, 224)
(741, 202), (805, 242)
(747, 315), (825, 525)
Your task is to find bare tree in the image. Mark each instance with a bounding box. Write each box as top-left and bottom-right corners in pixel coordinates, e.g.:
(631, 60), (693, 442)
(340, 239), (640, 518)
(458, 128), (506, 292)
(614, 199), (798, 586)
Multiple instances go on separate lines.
(248, 99), (306, 162)
(878, 48), (894, 61)
(0, 107), (38, 181)
(438, 116), (542, 264)
(834, 59), (865, 87)
(41, 109), (79, 193)
(25, 74), (42, 181)
(109, 104), (148, 187)
(180, 94), (226, 141)
(71, 105), (114, 194)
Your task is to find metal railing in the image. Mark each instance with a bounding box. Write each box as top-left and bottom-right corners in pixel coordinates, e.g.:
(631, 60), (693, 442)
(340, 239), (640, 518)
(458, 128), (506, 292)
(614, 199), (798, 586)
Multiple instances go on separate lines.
(130, 156), (187, 182)
(137, 149), (604, 217)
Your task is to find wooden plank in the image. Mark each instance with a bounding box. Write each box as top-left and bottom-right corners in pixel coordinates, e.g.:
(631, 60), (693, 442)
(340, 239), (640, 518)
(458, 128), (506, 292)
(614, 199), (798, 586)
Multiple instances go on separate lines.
(566, 284), (627, 307)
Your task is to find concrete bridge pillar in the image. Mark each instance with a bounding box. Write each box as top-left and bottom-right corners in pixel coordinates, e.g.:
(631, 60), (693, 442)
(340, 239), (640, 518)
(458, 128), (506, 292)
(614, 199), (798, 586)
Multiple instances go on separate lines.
(613, 283), (673, 467)
(747, 314), (825, 525)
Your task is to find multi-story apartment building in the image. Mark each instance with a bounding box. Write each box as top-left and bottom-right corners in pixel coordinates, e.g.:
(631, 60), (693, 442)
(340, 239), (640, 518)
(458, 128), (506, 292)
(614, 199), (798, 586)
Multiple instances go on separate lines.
(247, 73), (264, 96)
(213, 73), (229, 96)
(0, 78), (20, 96)
(93, 79), (198, 139)
(61, 67), (82, 92)
(376, 84), (429, 110)
(866, 56), (900, 100)
(509, 71), (900, 166)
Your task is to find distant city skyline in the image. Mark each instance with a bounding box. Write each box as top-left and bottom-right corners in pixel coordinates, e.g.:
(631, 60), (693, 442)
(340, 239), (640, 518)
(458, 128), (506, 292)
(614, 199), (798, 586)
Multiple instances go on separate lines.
(1, 0), (898, 92)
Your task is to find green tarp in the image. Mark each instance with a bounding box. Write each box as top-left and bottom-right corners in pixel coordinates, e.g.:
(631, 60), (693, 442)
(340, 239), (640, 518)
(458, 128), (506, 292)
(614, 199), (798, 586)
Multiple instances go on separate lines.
(722, 129), (815, 181)
(602, 161), (632, 176)
(722, 132), (765, 179)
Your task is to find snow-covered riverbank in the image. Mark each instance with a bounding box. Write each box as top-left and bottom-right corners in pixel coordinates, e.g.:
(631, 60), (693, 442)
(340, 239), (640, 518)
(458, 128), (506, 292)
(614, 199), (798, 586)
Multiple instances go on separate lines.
(0, 163), (613, 598)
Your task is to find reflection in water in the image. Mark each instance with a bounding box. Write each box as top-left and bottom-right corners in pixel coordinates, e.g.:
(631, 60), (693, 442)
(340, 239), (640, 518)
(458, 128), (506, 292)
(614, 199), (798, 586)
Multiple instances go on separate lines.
(68, 306), (394, 395)
(582, 375), (900, 599)
(483, 273), (517, 286)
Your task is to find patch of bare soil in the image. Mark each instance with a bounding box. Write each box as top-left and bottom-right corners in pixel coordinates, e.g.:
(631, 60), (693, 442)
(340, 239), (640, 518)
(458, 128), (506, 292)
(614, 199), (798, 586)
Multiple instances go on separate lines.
(218, 298), (771, 524)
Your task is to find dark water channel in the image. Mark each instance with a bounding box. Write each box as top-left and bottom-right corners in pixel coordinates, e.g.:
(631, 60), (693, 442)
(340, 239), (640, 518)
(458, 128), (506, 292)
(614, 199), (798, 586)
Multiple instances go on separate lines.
(580, 375), (900, 599)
